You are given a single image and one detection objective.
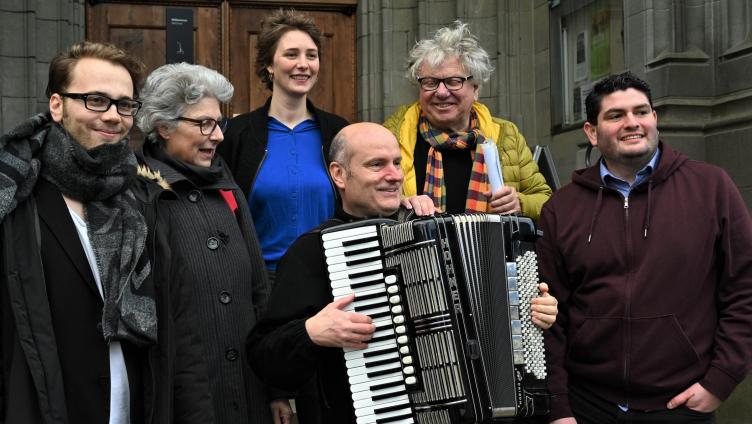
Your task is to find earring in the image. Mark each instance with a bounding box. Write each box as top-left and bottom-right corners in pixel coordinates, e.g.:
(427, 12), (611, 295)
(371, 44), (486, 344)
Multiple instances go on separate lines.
(269, 72), (274, 81)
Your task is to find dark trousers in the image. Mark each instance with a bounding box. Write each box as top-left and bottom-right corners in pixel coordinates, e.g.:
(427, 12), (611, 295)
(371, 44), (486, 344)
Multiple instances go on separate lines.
(569, 384), (716, 424)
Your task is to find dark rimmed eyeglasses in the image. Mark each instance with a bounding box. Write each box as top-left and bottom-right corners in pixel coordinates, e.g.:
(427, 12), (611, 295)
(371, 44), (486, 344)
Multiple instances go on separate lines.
(175, 116), (228, 135)
(59, 92), (142, 116)
(417, 75), (474, 91)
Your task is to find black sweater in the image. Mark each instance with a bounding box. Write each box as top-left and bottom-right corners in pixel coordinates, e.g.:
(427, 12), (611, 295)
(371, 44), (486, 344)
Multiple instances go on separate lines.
(247, 205), (411, 423)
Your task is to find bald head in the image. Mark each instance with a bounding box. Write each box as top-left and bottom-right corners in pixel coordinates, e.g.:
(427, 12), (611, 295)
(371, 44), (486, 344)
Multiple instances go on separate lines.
(329, 123), (404, 217)
(330, 122), (398, 170)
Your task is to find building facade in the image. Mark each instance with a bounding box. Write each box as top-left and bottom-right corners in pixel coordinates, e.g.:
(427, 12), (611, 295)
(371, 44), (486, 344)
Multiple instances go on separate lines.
(357, 0), (752, 211)
(0, 0), (84, 132)
(0, 0), (750, 420)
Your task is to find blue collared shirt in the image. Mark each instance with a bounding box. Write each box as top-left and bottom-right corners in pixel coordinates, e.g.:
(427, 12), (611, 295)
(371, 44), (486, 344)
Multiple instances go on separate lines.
(250, 117), (335, 271)
(599, 147), (661, 199)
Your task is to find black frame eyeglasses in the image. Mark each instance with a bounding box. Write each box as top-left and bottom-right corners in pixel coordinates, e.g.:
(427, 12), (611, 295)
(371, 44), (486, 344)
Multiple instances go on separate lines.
(175, 116), (228, 135)
(417, 75), (474, 91)
(59, 92), (142, 116)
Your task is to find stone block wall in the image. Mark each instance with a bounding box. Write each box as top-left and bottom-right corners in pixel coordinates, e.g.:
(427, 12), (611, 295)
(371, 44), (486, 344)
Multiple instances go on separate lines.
(0, 0), (84, 134)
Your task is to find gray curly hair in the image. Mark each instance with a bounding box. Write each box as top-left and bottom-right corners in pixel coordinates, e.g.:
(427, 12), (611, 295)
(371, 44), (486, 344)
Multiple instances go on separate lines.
(137, 62), (234, 135)
(406, 21), (494, 85)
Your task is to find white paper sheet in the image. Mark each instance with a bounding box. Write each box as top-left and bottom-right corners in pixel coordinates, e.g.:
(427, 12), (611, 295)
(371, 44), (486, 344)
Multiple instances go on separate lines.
(481, 140), (503, 193)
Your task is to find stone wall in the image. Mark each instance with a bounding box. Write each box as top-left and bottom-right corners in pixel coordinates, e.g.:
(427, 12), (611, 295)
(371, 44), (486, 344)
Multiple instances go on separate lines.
(0, 0), (84, 134)
(546, 0), (752, 208)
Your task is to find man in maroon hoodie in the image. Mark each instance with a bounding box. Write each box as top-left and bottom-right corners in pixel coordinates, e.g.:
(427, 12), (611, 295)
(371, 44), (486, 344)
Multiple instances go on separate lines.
(538, 71), (752, 424)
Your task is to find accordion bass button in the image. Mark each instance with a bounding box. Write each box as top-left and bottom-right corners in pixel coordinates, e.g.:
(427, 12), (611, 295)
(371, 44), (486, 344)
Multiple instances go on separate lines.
(385, 275), (397, 284)
(399, 346), (410, 355)
(405, 376), (417, 385)
(393, 315), (405, 324)
(402, 356), (413, 365)
(397, 335), (409, 344)
(395, 325), (406, 334)
(387, 285), (399, 294)
(391, 305), (403, 314)
(389, 295), (401, 304)
(403, 366), (415, 374)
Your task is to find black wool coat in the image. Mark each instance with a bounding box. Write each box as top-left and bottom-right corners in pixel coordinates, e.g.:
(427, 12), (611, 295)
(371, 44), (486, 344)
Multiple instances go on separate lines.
(139, 144), (272, 424)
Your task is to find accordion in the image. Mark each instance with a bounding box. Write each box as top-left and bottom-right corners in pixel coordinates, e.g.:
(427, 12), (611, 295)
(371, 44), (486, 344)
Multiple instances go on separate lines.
(321, 213), (549, 424)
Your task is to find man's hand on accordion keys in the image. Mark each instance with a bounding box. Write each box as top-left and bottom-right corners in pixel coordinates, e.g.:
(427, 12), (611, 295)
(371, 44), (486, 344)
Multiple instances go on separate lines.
(531, 282), (559, 330)
(304, 293), (376, 349)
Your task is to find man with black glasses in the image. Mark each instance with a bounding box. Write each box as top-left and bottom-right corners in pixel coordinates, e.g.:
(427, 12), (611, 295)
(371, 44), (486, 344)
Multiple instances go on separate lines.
(384, 21), (551, 219)
(0, 41), (212, 423)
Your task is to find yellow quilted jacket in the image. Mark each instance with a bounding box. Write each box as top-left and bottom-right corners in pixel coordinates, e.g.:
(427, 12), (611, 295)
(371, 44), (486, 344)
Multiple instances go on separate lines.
(383, 101), (551, 220)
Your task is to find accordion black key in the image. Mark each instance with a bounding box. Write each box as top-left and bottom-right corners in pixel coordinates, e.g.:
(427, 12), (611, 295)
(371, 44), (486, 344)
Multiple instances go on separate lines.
(321, 213), (550, 424)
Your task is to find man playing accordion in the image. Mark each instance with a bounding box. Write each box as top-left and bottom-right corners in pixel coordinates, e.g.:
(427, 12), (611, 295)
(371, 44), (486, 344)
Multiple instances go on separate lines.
(247, 122), (558, 424)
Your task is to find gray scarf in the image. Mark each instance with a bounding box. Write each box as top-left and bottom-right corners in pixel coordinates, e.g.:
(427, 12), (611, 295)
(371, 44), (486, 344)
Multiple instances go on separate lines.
(0, 113), (157, 346)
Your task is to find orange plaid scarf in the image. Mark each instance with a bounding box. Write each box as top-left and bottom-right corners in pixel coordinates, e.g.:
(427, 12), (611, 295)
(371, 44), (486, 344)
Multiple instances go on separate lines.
(418, 111), (490, 212)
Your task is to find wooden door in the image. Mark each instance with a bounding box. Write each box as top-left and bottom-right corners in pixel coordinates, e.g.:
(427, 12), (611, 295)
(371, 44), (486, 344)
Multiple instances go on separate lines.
(87, 1), (222, 143)
(86, 1), (222, 83)
(86, 1), (357, 123)
(227, 4), (356, 121)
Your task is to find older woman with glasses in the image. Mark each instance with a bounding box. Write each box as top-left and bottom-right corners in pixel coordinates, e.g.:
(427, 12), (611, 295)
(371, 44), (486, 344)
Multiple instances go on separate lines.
(384, 21), (552, 220)
(137, 62), (272, 424)
(384, 22), (559, 377)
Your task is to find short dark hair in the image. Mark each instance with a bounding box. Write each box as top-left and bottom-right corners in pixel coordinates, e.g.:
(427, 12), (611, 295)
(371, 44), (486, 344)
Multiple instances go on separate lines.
(255, 9), (323, 91)
(585, 71), (653, 124)
(46, 41), (145, 98)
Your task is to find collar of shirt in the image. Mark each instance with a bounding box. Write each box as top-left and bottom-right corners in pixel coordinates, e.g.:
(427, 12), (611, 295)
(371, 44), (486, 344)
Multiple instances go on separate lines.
(599, 146), (661, 199)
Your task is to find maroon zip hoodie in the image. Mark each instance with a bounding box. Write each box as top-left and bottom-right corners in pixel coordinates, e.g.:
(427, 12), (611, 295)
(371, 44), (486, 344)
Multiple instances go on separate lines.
(538, 142), (752, 420)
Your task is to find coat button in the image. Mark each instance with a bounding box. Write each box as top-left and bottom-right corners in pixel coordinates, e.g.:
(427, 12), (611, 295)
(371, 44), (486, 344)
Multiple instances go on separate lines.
(219, 291), (232, 304)
(225, 348), (238, 361)
(188, 190), (201, 202)
(207, 237), (220, 250)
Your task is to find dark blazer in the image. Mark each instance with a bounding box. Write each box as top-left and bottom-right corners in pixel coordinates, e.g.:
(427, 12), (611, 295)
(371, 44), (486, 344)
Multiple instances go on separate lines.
(218, 97), (349, 197)
(0, 178), (145, 424)
(37, 178), (147, 424)
(0, 177), (214, 424)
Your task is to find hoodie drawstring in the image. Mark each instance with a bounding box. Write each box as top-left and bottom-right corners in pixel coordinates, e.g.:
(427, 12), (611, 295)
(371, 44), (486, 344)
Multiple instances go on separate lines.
(642, 180), (653, 238)
(587, 186), (604, 244)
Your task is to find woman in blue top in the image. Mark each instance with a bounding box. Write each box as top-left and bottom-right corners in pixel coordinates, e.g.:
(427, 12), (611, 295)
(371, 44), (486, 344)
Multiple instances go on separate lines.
(220, 9), (348, 279)
(218, 9), (348, 424)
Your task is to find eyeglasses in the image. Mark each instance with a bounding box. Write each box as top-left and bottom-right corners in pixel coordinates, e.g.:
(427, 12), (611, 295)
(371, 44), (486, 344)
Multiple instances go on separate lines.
(59, 92), (142, 116)
(175, 117), (228, 135)
(417, 75), (474, 91)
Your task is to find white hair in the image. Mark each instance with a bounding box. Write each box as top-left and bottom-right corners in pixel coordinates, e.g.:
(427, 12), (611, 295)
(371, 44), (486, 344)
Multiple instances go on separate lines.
(137, 63), (234, 135)
(406, 21), (494, 85)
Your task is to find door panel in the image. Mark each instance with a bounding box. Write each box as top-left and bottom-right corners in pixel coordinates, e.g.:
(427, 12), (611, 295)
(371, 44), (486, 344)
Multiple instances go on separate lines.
(87, 3), (222, 77)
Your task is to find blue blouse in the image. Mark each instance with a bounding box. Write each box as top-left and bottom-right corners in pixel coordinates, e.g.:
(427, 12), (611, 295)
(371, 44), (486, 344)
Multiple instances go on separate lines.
(250, 117), (335, 270)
